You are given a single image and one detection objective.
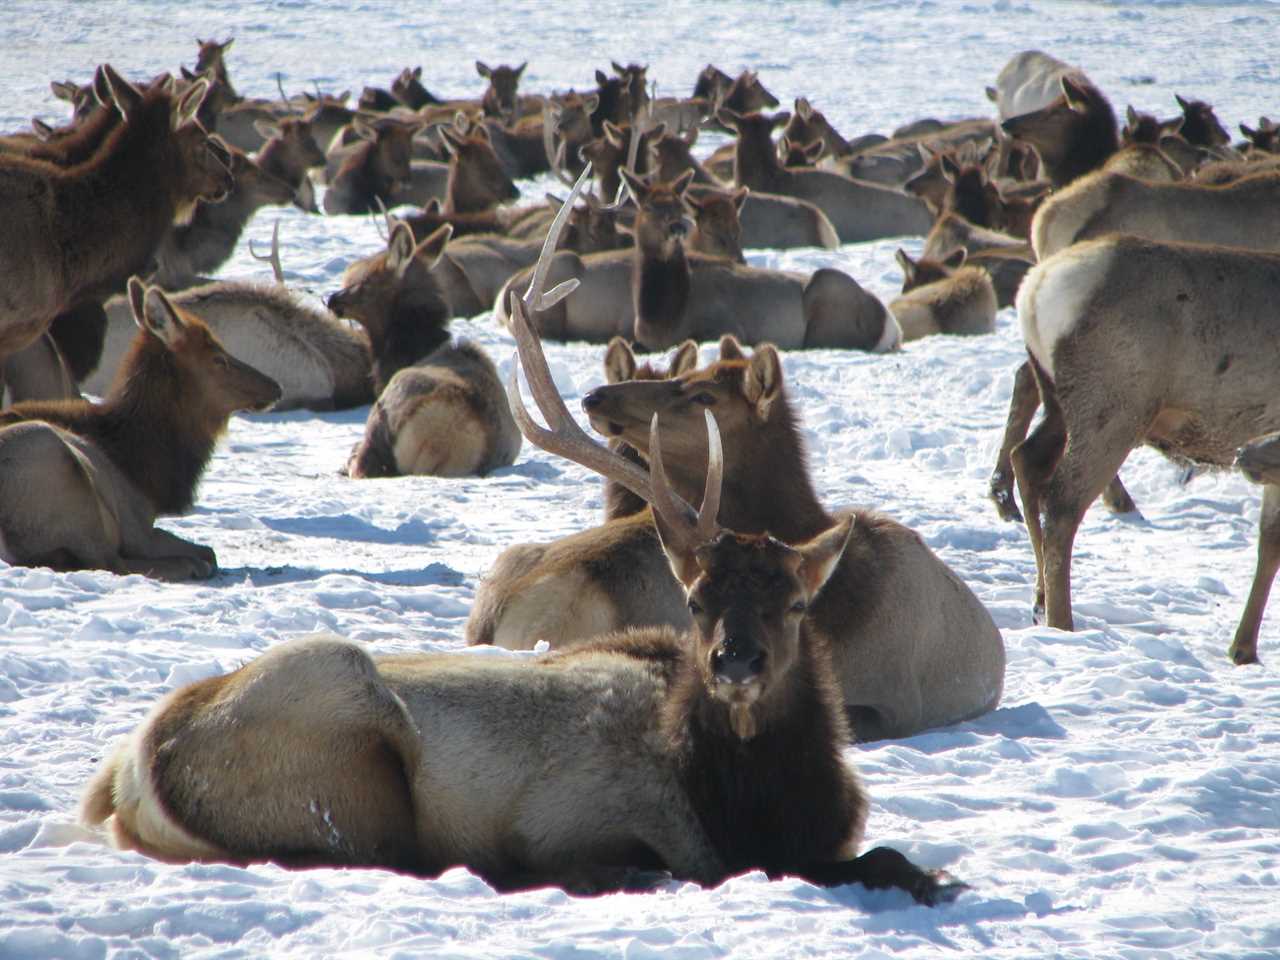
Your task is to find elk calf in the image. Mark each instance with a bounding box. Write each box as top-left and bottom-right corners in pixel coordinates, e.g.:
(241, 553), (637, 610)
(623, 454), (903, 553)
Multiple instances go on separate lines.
(0, 278), (279, 579)
(890, 249), (996, 341)
(331, 222), (519, 478)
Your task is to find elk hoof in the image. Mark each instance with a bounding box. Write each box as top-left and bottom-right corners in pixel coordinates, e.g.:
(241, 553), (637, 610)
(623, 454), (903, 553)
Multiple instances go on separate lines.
(1228, 641), (1260, 666)
(1031, 601), (1046, 626)
(988, 475), (1023, 523)
(917, 869), (969, 907)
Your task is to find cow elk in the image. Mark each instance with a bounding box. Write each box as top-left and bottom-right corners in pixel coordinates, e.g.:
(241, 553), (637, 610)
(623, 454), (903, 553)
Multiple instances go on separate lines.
(999, 74), (1118, 188)
(495, 167), (897, 350)
(0, 65), (233, 376)
(1012, 235), (1280, 665)
(322, 115), (419, 215)
(0, 277), (279, 579)
(890, 249), (996, 341)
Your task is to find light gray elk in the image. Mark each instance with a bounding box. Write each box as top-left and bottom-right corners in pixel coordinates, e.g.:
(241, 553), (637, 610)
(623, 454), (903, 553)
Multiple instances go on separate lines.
(1012, 235), (1280, 665)
(889, 249), (996, 341)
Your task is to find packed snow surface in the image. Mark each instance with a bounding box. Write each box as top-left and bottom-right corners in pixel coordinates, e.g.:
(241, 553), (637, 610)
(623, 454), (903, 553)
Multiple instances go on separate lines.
(3, 2), (1280, 958)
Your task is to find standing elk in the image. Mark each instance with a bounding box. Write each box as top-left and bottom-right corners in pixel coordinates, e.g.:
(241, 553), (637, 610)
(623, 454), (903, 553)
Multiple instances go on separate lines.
(1012, 235), (1280, 665)
(76, 198), (965, 905)
(0, 277), (279, 579)
(495, 167), (896, 350)
(474, 163), (1004, 742)
(0, 65), (233, 376)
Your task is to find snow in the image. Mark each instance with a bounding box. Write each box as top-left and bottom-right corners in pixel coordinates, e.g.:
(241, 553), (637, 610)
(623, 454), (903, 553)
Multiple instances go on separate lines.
(4, 1), (1280, 957)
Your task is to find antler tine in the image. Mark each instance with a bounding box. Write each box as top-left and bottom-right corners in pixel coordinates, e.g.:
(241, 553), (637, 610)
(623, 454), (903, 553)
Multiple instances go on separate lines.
(648, 408), (723, 547)
(550, 139), (578, 189)
(522, 161), (590, 313)
(371, 196), (391, 241)
(249, 220), (284, 284)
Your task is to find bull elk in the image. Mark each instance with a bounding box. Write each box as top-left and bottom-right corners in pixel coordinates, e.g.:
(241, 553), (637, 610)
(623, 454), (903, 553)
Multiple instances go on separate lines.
(78, 207), (964, 905)
(472, 167), (1004, 741)
(0, 277), (279, 579)
(1012, 235), (1280, 665)
(0, 65), (233, 370)
(496, 167), (896, 351)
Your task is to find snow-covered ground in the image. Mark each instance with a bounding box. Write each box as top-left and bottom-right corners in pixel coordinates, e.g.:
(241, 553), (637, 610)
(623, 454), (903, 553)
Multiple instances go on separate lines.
(3, 1), (1280, 957)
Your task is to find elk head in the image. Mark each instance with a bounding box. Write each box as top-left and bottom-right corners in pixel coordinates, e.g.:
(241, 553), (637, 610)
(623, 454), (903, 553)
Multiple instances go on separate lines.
(476, 61), (527, 122)
(895, 248), (967, 293)
(440, 121), (519, 212)
(619, 167), (696, 257)
(686, 186), (748, 263)
(125, 276), (280, 419)
(1170, 94), (1230, 148)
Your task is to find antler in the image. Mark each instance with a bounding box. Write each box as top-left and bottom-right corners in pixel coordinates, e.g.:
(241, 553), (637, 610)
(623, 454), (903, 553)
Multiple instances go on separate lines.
(505, 162), (721, 545)
(249, 220), (284, 284)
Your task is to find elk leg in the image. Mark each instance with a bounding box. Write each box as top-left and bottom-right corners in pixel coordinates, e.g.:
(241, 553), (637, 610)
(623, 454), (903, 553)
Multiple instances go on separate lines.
(1228, 483), (1280, 665)
(990, 360), (1039, 523)
(1101, 474), (1139, 516)
(1011, 369), (1067, 622)
(796, 846), (968, 906)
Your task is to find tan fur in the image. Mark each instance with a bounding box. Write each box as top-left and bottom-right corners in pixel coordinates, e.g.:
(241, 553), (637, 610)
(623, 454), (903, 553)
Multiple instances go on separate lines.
(85, 284), (372, 411)
(1033, 170), (1280, 261)
(1012, 236), (1280, 665)
(890, 265), (997, 341)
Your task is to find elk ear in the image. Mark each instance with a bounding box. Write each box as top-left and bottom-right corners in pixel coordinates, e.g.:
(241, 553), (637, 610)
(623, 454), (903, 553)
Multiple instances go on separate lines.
(669, 339), (699, 377)
(619, 167), (649, 203)
(174, 78), (210, 129)
(180, 66), (198, 82)
(219, 38), (235, 54)
(672, 168), (695, 196)
(612, 61), (626, 75)
(30, 118), (53, 141)
(595, 70), (608, 85)
(584, 94), (600, 113)
(894, 248), (916, 283)
(1060, 75), (1089, 112)
(476, 61), (491, 79)
(1175, 93), (1191, 112)
(253, 119), (282, 140)
(99, 64), (143, 121)
(51, 80), (77, 103)
(940, 152), (961, 181)
(514, 62), (527, 80)
(603, 119), (625, 147)
(742, 344), (783, 418)
(414, 223), (453, 270)
(412, 66), (422, 81)
(795, 96), (812, 120)
(126, 276), (148, 330)
(943, 247), (968, 270)
(718, 334), (746, 362)
(716, 107), (742, 131)
(386, 221), (417, 277)
(795, 515), (854, 601)
(603, 336), (637, 383)
(139, 284), (187, 347)
(985, 85), (998, 103)
(1126, 105), (1139, 127)
(1241, 123), (1257, 140)
(731, 186), (749, 213)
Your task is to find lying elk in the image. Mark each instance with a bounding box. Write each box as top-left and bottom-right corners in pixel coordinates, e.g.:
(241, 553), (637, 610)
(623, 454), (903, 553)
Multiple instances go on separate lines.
(0, 65), (233, 368)
(1013, 235), (1280, 665)
(477, 61), (529, 123)
(496, 167), (896, 351)
(331, 222), (518, 478)
(889, 249), (996, 341)
(85, 225), (372, 411)
(0, 277), (279, 578)
(254, 115), (327, 212)
(323, 115), (420, 214)
(720, 109), (932, 242)
(474, 165), (1004, 741)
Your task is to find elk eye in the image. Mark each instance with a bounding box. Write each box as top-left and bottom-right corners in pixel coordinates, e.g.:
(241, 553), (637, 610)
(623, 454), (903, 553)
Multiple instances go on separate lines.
(789, 600), (807, 615)
(690, 393), (715, 406)
(687, 598), (703, 615)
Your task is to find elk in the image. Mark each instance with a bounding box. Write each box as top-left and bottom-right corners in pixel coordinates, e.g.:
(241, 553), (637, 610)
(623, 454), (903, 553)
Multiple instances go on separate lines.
(151, 144), (297, 289)
(476, 61), (527, 123)
(580, 119), (657, 202)
(254, 115), (326, 212)
(322, 115), (420, 214)
(0, 277), (279, 578)
(330, 221), (519, 478)
(784, 98), (854, 160)
(1013, 235), (1280, 666)
(649, 127), (841, 251)
(999, 74), (1118, 188)
(473, 168), (1003, 740)
(84, 227), (371, 411)
(0, 65), (233, 373)
(1241, 117), (1280, 154)
(546, 92), (599, 177)
(986, 50), (1085, 121)
(720, 109), (933, 242)
(494, 168), (897, 350)
(436, 121), (519, 213)
(889, 249), (996, 341)
(1165, 94), (1230, 148)
(1031, 168), (1280, 262)
(686, 186), (748, 263)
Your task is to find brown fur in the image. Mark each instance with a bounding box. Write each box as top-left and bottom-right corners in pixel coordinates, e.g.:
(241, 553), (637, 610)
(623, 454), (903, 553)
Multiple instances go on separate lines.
(322, 116), (418, 215)
(0, 66), (233, 361)
(0, 278), (279, 578)
(999, 75), (1119, 188)
(890, 250), (997, 341)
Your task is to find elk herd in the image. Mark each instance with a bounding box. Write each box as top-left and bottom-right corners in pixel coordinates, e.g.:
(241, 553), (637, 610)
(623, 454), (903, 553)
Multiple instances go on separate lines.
(1, 37), (1277, 903)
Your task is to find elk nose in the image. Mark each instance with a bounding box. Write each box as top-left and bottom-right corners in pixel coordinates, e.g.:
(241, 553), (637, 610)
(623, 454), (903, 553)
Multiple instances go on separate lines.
(712, 642), (765, 685)
(669, 219), (690, 239)
(581, 389), (605, 411)
(507, 182), (521, 200)
(325, 290), (345, 311)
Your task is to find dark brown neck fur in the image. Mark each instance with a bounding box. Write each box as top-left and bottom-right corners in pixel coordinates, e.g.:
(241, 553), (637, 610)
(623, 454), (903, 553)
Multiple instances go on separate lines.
(632, 240), (691, 351)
